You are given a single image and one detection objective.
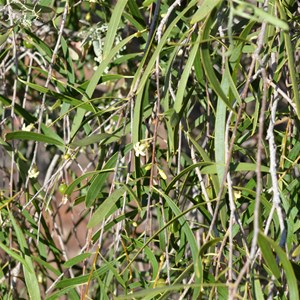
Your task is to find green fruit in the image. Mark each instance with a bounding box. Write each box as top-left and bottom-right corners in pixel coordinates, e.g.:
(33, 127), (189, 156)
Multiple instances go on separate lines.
(58, 183), (67, 195)
(156, 279), (166, 287)
(23, 40), (34, 49)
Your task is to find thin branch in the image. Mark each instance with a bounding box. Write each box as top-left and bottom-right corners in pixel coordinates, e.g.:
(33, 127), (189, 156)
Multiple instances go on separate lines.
(25, 1), (69, 189)
(264, 95), (285, 237)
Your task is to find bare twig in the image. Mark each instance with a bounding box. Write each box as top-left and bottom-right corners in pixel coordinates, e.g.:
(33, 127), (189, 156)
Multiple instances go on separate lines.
(232, 61), (269, 300)
(25, 1), (69, 189)
(190, 144), (214, 216)
(264, 95), (285, 237)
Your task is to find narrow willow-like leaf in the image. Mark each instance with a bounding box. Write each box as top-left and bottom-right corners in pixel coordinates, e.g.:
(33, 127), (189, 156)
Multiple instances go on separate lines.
(85, 31), (137, 100)
(0, 94), (36, 124)
(85, 144), (132, 207)
(0, 28), (12, 46)
(32, 256), (61, 277)
(133, 239), (159, 283)
(234, 1), (289, 31)
(225, 60), (241, 104)
(65, 170), (113, 196)
(61, 35), (75, 84)
(215, 78), (228, 186)
(187, 133), (220, 194)
(115, 283), (228, 300)
(253, 273), (265, 300)
(199, 238), (223, 256)
(200, 11), (233, 110)
(174, 33), (201, 113)
(54, 261), (113, 289)
(63, 253), (92, 268)
(201, 162), (270, 174)
(166, 162), (214, 194)
(276, 2), (300, 119)
(87, 187), (126, 228)
(0, 241), (31, 272)
(69, 133), (115, 148)
(128, 0), (145, 26)
(136, 0), (198, 95)
(258, 232), (299, 299)
(153, 187), (202, 299)
(9, 211), (41, 300)
(46, 286), (77, 300)
(190, 0), (221, 24)
(102, 0), (128, 60)
(258, 233), (281, 279)
(5, 131), (64, 147)
(18, 78), (96, 113)
(132, 85), (144, 145)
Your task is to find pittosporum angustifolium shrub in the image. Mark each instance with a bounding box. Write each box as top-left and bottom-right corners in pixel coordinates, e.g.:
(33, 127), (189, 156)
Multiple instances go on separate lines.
(0, 0), (299, 299)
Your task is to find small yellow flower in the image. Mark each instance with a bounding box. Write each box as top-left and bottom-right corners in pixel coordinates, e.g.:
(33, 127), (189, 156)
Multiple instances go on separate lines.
(63, 149), (76, 160)
(28, 165), (39, 179)
(234, 190), (242, 199)
(157, 166), (167, 180)
(22, 123), (35, 132)
(144, 163), (152, 171)
(133, 141), (148, 157)
(46, 119), (53, 127)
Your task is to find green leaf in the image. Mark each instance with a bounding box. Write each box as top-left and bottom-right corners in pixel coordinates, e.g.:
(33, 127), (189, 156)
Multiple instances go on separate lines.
(46, 286), (77, 300)
(0, 241), (31, 272)
(39, 0), (53, 6)
(5, 131), (64, 147)
(201, 162), (270, 174)
(0, 28), (12, 46)
(153, 187), (202, 299)
(258, 232), (299, 299)
(190, 0), (222, 24)
(215, 79), (227, 186)
(18, 78), (97, 113)
(85, 144), (132, 207)
(199, 238), (223, 256)
(65, 170), (114, 196)
(63, 253), (92, 268)
(32, 256), (61, 277)
(85, 22), (136, 101)
(102, 0), (128, 60)
(258, 233), (281, 279)
(174, 33), (201, 113)
(253, 272), (265, 300)
(234, 1), (289, 31)
(200, 10), (233, 110)
(9, 211), (41, 300)
(69, 133), (115, 148)
(276, 3), (300, 119)
(135, 0), (198, 95)
(87, 187), (126, 228)
(166, 162), (214, 194)
(0, 94), (36, 123)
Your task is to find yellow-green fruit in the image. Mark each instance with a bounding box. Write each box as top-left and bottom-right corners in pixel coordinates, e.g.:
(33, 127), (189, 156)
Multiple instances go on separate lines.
(23, 40), (33, 49)
(156, 279), (166, 287)
(58, 183), (67, 195)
